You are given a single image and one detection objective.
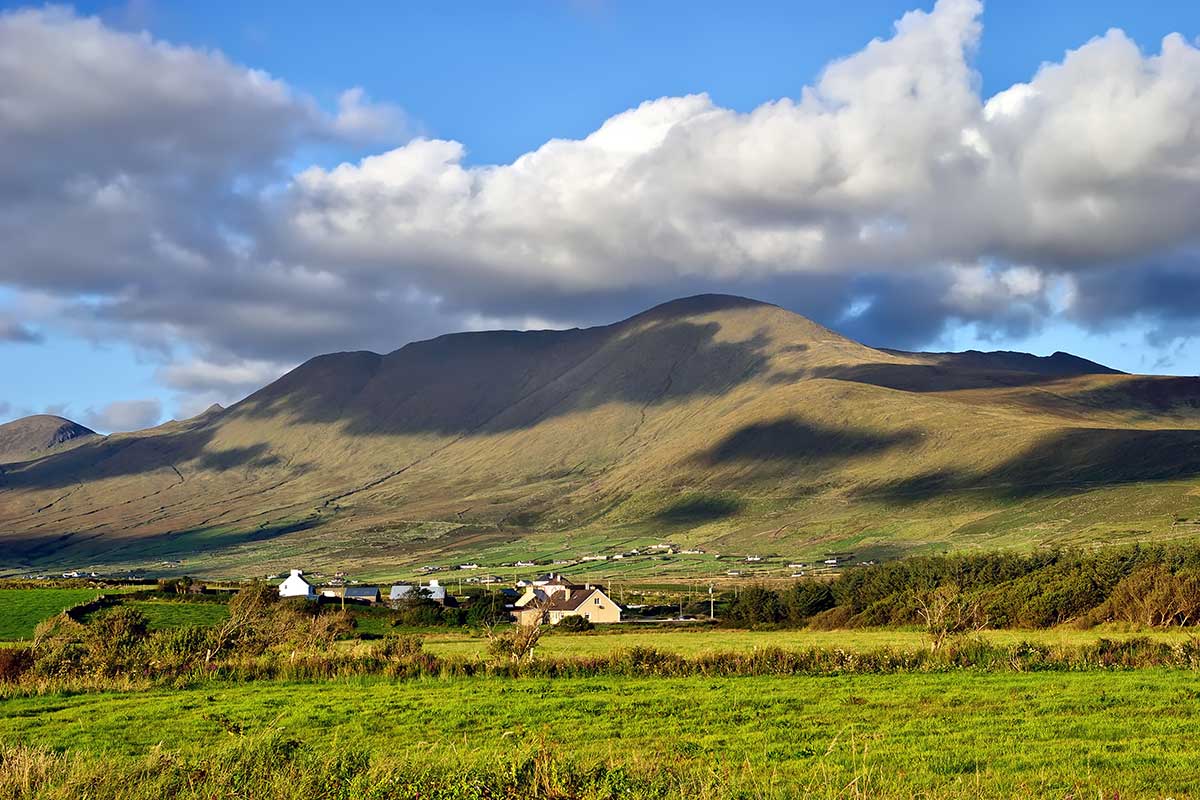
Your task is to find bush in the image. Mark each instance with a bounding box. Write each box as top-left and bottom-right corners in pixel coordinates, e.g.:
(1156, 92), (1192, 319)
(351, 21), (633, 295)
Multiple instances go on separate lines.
(465, 594), (510, 626)
(556, 615), (594, 633)
(0, 647), (33, 682)
(391, 598), (446, 627)
(376, 634), (424, 659)
(83, 606), (151, 676)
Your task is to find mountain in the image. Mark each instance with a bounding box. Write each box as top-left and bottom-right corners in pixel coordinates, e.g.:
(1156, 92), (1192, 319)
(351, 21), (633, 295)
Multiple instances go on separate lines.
(0, 415), (96, 465)
(2, 294), (1199, 578)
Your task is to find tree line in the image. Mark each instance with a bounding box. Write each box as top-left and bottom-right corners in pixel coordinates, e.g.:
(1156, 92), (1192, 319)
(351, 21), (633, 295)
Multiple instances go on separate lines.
(725, 544), (1200, 630)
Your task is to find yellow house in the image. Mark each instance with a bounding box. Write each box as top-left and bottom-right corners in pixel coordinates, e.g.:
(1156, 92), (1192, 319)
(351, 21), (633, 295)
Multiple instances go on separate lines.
(546, 586), (621, 624)
(512, 574), (622, 625)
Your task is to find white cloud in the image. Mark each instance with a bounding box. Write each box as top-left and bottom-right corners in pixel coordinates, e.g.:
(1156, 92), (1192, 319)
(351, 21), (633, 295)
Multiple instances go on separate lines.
(83, 399), (163, 432)
(1, 0), (1200, 414)
(331, 87), (410, 142)
(276, 0), (1200, 325)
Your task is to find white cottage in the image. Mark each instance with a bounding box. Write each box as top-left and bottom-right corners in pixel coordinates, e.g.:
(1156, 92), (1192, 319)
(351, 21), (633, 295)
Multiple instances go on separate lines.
(278, 568), (316, 599)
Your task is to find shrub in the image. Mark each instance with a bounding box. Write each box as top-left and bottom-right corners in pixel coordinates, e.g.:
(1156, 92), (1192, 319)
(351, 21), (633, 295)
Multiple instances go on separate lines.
(84, 606), (151, 676)
(376, 634), (424, 659)
(0, 647), (33, 683)
(556, 615), (594, 633)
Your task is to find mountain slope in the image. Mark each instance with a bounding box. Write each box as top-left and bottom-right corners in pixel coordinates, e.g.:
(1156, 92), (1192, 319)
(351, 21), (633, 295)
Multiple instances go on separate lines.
(2, 295), (1199, 577)
(0, 415), (96, 465)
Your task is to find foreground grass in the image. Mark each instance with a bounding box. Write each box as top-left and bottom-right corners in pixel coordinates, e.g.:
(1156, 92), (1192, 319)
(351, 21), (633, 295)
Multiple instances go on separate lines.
(3, 671), (1200, 797)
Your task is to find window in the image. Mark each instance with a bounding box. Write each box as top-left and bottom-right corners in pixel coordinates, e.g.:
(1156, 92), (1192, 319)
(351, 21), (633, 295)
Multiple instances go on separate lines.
(594, 597), (602, 605)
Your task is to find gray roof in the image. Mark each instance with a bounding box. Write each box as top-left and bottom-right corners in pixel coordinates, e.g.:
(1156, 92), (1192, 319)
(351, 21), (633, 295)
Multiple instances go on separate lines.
(390, 583), (446, 602)
(344, 586), (380, 599)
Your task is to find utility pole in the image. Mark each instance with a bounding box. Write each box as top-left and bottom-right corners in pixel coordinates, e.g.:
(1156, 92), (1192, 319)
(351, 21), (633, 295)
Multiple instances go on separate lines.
(708, 585), (714, 620)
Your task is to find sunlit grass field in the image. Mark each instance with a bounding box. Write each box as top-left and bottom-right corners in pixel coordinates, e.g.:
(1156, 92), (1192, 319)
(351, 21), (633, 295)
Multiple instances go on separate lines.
(0, 588), (125, 640)
(420, 625), (1200, 659)
(4, 671), (1200, 797)
(124, 600), (229, 630)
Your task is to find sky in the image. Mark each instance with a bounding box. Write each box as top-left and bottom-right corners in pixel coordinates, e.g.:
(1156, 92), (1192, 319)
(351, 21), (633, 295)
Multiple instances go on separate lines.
(1, 0), (1199, 432)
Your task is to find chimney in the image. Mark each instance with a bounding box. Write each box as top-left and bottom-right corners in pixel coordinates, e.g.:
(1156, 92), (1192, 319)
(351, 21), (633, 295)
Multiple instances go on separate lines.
(290, 569), (302, 577)
(429, 579), (439, 588)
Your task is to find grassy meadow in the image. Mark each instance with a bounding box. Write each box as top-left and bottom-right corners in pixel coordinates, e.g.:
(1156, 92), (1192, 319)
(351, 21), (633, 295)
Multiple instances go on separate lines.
(4, 671), (1200, 798)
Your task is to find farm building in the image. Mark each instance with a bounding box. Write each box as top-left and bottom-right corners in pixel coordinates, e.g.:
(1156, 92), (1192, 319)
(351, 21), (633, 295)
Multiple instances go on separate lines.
(278, 569), (316, 600)
(389, 579), (451, 606)
(343, 586), (381, 605)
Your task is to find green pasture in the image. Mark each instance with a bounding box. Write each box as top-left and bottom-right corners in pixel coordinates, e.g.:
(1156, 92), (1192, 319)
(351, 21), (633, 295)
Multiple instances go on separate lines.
(0, 588), (128, 641)
(123, 600), (228, 630)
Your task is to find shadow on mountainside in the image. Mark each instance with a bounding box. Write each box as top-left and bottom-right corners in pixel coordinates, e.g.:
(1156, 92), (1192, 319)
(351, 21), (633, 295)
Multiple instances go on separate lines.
(0, 421), (293, 493)
(234, 317), (777, 437)
(655, 494), (745, 524)
(7, 517), (324, 567)
(695, 418), (922, 465)
(791, 363), (1083, 393)
(1039, 376), (1200, 417)
(856, 427), (1200, 504)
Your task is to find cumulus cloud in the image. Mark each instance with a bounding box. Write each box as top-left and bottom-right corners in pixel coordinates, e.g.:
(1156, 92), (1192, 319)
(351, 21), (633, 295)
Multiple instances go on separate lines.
(82, 399), (163, 433)
(270, 0), (1200, 346)
(1, 0), (1199, 417)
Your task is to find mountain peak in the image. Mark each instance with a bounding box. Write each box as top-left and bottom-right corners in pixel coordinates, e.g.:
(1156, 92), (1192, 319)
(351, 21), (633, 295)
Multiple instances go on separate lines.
(0, 414), (96, 464)
(633, 294), (777, 322)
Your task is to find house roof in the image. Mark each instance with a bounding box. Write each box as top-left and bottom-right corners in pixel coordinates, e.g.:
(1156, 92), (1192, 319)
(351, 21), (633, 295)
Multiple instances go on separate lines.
(534, 573), (580, 587)
(344, 586), (380, 598)
(281, 569), (312, 586)
(389, 584), (447, 601)
(545, 587), (609, 612)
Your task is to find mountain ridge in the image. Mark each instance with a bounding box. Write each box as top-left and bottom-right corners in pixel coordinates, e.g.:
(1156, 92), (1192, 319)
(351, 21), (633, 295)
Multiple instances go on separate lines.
(1, 294), (1198, 578)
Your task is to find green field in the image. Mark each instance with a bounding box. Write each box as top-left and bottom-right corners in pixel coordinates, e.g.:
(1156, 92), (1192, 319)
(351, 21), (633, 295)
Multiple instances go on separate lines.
(0, 589), (225, 640)
(4, 671), (1200, 797)
(0, 588), (114, 640)
(124, 600), (229, 630)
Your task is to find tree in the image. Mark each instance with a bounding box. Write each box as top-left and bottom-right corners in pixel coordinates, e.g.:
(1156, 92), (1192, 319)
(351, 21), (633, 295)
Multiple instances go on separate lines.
(727, 585), (783, 627)
(485, 597), (547, 662)
(1108, 565), (1200, 627)
(206, 583), (279, 661)
(916, 584), (986, 651)
(782, 582), (835, 625)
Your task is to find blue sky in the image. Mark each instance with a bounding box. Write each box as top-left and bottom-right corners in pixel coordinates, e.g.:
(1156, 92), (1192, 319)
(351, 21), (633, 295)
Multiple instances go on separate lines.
(2, 0), (1199, 431)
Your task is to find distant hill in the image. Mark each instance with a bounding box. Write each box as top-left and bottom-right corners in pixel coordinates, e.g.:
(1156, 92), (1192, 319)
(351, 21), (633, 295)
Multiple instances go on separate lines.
(0, 415), (96, 465)
(2, 294), (1199, 578)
